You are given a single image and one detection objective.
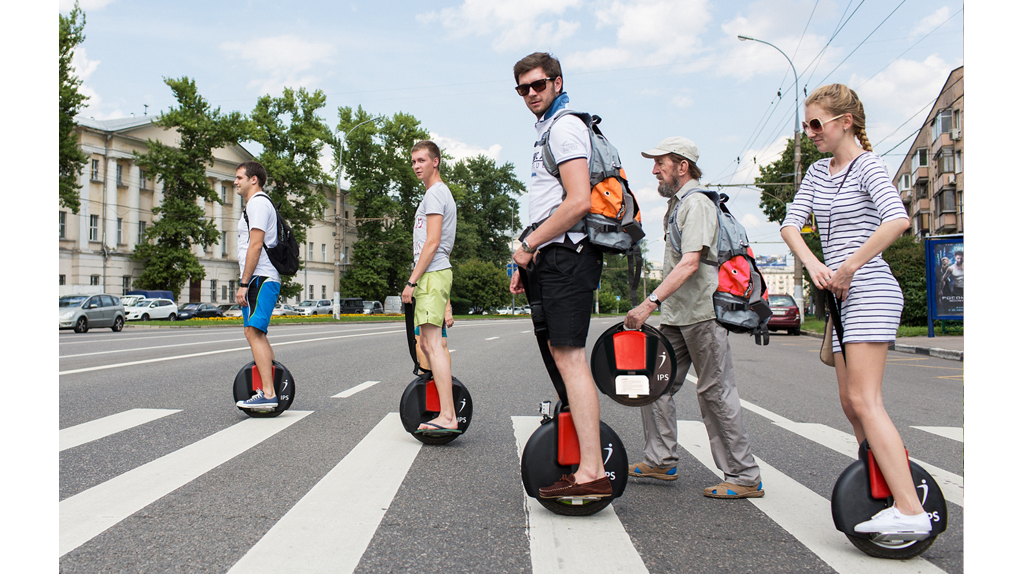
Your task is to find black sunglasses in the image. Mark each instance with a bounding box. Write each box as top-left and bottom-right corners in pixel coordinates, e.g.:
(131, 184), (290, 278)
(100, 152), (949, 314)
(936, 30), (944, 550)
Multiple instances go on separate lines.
(515, 76), (557, 96)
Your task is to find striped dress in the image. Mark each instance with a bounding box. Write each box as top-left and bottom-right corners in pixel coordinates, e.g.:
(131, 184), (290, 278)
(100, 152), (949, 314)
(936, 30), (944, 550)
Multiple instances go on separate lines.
(782, 152), (909, 352)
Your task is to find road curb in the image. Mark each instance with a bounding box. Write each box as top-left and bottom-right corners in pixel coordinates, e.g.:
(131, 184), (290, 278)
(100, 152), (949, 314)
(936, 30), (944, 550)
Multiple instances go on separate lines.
(799, 330), (963, 362)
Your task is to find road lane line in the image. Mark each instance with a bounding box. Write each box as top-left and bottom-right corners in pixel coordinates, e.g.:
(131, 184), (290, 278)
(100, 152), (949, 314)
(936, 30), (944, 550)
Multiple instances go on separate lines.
(911, 426), (964, 443)
(60, 410), (311, 557)
(485, 337), (500, 341)
(59, 329), (405, 375)
(227, 413), (420, 574)
(60, 409), (182, 452)
(332, 381), (380, 398)
(511, 416), (648, 574)
(684, 374), (965, 508)
(676, 421), (948, 574)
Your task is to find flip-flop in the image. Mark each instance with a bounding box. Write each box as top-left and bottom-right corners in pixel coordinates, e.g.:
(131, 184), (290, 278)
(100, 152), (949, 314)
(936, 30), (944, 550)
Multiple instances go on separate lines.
(414, 422), (463, 435)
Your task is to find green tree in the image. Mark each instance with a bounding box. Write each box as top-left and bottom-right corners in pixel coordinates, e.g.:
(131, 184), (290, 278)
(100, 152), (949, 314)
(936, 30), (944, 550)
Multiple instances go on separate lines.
(249, 87), (333, 300)
(336, 106), (429, 302)
(59, 2), (90, 214)
(882, 235), (927, 326)
(451, 260), (509, 311)
(754, 133), (830, 317)
(132, 77), (246, 300)
(446, 156), (525, 265)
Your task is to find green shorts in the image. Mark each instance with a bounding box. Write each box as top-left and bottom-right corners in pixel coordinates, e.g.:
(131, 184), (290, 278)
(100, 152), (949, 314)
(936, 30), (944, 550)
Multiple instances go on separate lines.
(414, 268), (452, 327)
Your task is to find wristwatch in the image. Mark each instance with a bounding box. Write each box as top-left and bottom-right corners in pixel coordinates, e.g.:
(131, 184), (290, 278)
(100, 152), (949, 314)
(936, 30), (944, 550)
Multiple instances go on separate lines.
(521, 239), (536, 254)
(406, 281), (417, 288)
(648, 292), (661, 308)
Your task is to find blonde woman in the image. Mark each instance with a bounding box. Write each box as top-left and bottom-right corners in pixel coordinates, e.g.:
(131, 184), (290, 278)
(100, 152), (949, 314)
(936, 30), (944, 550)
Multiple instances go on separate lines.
(780, 84), (929, 537)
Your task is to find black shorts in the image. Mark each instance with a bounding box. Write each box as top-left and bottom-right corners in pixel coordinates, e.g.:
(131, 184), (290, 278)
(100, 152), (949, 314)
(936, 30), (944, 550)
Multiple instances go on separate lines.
(535, 239), (603, 347)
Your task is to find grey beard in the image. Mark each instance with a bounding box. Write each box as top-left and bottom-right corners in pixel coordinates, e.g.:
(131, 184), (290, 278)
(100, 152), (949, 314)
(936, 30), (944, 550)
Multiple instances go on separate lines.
(658, 181), (678, 198)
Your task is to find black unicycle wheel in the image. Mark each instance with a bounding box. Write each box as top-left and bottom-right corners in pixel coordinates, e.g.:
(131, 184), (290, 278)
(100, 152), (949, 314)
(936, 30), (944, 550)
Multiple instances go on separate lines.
(399, 374), (473, 445)
(590, 322), (677, 407)
(233, 360), (295, 418)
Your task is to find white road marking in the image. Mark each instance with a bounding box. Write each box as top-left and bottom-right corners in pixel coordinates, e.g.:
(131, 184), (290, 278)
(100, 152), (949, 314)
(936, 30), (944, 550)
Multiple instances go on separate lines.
(60, 409), (181, 452)
(911, 426), (964, 443)
(60, 410), (311, 557)
(511, 416), (649, 574)
(59, 329), (405, 375)
(676, 421), (948, 574)
(332, 381), (380, 398)
(522, 330), (533, 333)
(227, 413), (420, 573)
(684, 374), (965, 508)
(485, 336), (500, 341)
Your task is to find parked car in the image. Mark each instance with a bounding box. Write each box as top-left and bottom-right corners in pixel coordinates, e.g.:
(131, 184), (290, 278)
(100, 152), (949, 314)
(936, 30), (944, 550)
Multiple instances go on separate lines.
(273, 303), (300, 316)
(223, 304), (243, 318)
(176, 302), (225, 320)
(126, 298), (178, 321)
(496, 306), (512, 315)
(297, 299), (334, 316)
(120, 295), (147, 308)
(339, 298), (364, 315)
(468, 307), (488, 315)
(59, 294), (126, 333)
(767, 294), (801, 336)
(218, 304), (234, 313)
(384, 296), (402, 315)
(362, 301), (384, 315)
(514, 306), (531, 315)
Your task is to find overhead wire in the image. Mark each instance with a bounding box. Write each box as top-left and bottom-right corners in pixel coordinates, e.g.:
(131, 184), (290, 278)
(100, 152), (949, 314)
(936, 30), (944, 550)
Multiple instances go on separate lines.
(816, 0), (908, 86)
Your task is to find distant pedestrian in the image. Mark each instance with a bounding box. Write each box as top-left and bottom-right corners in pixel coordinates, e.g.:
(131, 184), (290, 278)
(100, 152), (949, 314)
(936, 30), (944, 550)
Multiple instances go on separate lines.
(780, 83), (929, 537)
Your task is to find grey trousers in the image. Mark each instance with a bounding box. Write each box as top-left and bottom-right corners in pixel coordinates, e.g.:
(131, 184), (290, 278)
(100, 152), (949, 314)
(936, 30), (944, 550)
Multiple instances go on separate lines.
(639, 320), (762, 487)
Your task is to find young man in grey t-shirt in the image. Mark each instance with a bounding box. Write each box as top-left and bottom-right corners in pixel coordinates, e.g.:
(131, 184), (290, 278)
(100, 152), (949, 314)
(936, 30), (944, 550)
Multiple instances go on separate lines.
(401, 140), (458, 433)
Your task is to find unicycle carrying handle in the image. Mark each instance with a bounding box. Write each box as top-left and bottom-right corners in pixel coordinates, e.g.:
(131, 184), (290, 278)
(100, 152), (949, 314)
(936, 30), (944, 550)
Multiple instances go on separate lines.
(518, 263), (570, 407)
(403, 298), (427, 377)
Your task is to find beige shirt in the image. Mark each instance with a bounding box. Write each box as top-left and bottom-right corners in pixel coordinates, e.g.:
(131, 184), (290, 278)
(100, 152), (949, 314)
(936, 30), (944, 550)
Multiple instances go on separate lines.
(660, 179), (719, 327)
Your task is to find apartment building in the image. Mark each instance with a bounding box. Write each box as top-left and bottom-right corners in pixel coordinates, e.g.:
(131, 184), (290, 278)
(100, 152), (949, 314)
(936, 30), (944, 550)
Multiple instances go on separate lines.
(59, 116), (358, 305)
(892, 66), (964, 239)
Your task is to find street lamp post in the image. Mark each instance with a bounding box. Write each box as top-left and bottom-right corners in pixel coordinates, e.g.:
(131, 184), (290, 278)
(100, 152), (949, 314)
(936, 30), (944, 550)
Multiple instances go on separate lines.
(333, 116), (383, 319)
(738, 35), (805, 321)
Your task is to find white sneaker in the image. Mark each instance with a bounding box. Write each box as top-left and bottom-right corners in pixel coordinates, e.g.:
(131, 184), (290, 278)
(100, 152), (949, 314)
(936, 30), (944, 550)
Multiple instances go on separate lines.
(854, 506), (932, 535)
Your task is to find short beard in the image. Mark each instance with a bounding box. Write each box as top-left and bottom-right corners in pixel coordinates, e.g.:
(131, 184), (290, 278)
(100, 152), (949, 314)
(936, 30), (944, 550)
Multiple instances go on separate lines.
(657, 177), (679, 198)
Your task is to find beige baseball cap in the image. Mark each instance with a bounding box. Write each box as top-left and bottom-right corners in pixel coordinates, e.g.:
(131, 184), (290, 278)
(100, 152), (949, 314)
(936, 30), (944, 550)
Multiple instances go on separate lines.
(641, 137), (700, 163)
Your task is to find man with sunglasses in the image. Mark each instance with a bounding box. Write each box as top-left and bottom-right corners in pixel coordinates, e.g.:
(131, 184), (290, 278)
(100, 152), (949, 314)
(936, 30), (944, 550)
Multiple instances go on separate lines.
(623, 137), (763, 499)
(509, 52), (610, 499)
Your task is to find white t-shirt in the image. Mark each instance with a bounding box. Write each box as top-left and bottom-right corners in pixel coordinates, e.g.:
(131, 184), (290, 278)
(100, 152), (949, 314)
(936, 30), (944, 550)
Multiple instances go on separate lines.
(529, 111), (591, 248)
(238, 192), (281, 283)
(413, 181), (456, 273)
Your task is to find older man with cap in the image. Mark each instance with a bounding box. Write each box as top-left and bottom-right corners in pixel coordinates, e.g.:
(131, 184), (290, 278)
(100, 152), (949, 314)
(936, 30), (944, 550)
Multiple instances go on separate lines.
(623, 137), (763, 499)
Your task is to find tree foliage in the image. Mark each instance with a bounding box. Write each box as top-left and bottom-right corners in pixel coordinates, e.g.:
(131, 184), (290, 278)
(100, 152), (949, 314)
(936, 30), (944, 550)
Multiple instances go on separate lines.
(451, 260), (509, 311)
(59, 1), (90, 214)
(336, 106), (429, 302)
(445, 156), (524, 266)
(249, 87), (333, 299)
(882, 234), (927, 326)
(132, 77), (246, 300)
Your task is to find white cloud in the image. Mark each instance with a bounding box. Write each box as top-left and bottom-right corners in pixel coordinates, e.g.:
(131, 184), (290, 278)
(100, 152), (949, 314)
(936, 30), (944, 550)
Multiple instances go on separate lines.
(851, 54), (956, 139)
(417, 0), (583, 53)
(430, 133), (502, 163)
(60, 0), (116, 11)
(671, 95), (693, 108)
(220, 36), (335, 95)
(718, 0), (832, 81)
(72, 48), (127, 120)
(911, 7), (950, 37)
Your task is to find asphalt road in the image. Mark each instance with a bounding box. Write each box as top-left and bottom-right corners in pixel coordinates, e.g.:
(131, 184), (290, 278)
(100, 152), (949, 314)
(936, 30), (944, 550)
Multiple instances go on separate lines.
(59, 317), (964, 573)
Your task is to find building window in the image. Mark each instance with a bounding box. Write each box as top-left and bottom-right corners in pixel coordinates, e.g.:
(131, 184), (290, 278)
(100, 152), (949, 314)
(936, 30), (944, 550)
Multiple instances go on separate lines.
(222, 285), (228, 300)
(955, 151), (963, 174)
(139, 221), (147, 241)
(308, 285), (314, 299)
(935, 147), (954, 174)
(140, 169), (148, 190)
(122, 276), (131, 295)
(229, 280), (235, 295)
(953, 109), (961, 130)
(321, 244), (326, 262)
(89, 215), (99, 241)
(222, 231), (228, 256)
(60, 274), (66, 285)
(939, 189), (956, 213)
(308, 242), (314, 260)
(60, 211), (67, 239)
(931, 109), (953, 142)
(322, 285), (326, 298)
(222, 184), (229, 204)
(90, 275), (100, 286)
(117, 218), (124, 244)
(91, 159), (100, 181)
(911, 148), (928, 172)
(116, 164), (125, 187)
(898, 174), (911, 191)
(210, 279), (217, 302)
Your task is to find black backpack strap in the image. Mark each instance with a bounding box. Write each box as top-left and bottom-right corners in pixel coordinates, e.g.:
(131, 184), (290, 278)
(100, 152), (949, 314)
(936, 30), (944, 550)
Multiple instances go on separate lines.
(519, 263), (570, 407)
(242, 192), (279, 252)
(404, 298), (427, 377)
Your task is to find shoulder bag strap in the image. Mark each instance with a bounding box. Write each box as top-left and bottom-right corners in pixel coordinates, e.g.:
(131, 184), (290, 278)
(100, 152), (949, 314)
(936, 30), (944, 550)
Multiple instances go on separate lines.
(823, 153), (863, 356)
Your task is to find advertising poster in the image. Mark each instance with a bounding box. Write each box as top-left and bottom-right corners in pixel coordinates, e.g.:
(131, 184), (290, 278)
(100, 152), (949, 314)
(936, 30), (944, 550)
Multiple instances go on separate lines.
(925, 235), (964, 335)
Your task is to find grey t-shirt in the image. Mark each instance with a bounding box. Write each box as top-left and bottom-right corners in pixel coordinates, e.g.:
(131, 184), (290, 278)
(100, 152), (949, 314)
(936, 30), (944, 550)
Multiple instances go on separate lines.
(413, 181), (457, 272)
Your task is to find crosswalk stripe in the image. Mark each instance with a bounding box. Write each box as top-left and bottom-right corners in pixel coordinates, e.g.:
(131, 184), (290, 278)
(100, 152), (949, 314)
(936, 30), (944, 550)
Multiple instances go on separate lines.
(60, 409), (181, 452)
(511, 416), (649, 574)
(911, 426), (964, 443)
(675, 420), (948, 574)
(332, 380), (380, 398)
(59, 410), (311, 557)
(227, 412), (421, 573)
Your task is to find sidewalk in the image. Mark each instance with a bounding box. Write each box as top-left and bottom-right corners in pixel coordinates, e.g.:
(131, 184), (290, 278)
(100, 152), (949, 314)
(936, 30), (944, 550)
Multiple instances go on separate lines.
(801, 331), (964, 362)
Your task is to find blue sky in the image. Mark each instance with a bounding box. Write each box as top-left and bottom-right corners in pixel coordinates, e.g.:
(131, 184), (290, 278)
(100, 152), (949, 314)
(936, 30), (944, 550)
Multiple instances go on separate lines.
(61, 0), (963, 264)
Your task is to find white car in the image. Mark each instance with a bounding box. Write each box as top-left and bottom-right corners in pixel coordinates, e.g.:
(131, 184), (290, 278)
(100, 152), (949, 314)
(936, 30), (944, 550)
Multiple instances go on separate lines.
(496, 307), (512, 315)
(223, 304), (243, 318)
(297, 299), (333, 316)
(273, 303), (300, 316)
(126, 298), (178, 321)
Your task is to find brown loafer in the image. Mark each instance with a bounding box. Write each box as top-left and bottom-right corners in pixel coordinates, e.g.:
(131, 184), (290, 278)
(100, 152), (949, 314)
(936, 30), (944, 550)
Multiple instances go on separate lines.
(538, 474), (613, 499)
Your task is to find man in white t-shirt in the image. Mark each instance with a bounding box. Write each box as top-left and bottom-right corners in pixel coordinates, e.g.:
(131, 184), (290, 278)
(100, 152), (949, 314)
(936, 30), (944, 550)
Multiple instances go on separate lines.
(509, 52), (610, 499)
(401, 140), (459, 433)
(233, 161), (282, 410)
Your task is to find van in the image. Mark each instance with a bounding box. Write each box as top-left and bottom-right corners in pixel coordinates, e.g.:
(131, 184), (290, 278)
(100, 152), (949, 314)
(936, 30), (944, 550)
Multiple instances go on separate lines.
(338, 298), (364, 315)
(384, 296), (402, 315)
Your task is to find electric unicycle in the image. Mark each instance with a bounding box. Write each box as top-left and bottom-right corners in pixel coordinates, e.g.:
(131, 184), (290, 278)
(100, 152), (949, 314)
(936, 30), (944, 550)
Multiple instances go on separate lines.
(398, 298), (473, 445)
(233, 360), (295, 418)
(832, 441), (947, 559)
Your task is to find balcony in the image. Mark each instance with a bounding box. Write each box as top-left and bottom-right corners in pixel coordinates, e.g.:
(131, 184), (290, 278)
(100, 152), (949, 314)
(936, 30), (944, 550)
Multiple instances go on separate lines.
(914, 166), (929, 184)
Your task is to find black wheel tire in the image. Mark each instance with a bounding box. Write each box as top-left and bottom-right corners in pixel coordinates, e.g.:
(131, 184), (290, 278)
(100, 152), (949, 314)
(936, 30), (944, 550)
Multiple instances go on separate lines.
(169, 314), (176, 321)
(537, 494), (613, 516)
(846, 533), (937, 560)
(141, 313), (150, 321)
(233, 360), (295, 418)
(789, 328), (800, 336)
(74, 317), (88, 333)
(399, 375), (472, 445)
(111, 316), (124, 332)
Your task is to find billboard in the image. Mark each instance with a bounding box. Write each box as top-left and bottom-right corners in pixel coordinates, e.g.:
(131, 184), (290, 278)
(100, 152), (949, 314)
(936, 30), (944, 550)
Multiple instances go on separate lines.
(924, 235), (963, 335)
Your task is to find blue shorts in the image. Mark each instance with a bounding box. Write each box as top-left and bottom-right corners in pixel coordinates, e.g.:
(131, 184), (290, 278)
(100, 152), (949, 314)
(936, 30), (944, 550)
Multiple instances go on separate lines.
(414, 324), (447, 337)
(243, 276), (280, 333)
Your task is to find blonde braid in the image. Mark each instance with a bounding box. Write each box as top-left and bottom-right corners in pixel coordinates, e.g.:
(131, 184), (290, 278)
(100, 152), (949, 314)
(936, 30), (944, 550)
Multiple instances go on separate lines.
(855, 125), (873, 152)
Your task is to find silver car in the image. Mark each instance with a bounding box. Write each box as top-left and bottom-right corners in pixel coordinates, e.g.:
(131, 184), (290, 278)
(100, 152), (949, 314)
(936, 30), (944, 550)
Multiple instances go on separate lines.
(59, 294), (126, 333)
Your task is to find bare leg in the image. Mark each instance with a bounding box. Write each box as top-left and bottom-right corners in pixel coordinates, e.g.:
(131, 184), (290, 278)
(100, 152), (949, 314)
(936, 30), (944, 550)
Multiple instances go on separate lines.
(550, 344), (604, 484)
(417, 323), (457, 430)
(245, 326), (276, 399)
(835, 342), (924, 515)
